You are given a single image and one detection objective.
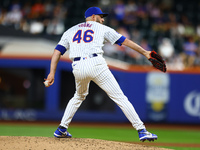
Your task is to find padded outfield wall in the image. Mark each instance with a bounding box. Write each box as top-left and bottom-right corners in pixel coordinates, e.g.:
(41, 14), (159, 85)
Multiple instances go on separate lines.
(0, 55), (200, 124)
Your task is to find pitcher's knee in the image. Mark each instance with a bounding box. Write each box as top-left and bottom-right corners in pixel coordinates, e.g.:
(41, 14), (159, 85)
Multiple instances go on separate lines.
(74, 93), (87, 101)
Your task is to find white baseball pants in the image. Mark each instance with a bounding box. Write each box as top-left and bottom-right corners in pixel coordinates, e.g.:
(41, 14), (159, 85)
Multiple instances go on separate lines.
(60, 55), (145, 130)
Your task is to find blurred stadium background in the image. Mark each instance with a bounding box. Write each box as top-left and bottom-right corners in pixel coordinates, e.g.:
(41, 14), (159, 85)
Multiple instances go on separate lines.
(0, 0), (200, 125)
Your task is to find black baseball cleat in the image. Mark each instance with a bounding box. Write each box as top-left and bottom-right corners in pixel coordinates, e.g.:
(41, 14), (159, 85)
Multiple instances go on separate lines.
(138, 129), (157, 142)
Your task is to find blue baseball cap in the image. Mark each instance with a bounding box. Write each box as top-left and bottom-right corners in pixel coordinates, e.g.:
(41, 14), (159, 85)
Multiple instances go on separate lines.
(85, 7), (108, 18)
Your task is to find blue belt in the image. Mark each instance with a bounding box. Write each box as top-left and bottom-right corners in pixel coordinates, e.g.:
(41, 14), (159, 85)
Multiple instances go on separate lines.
(74, 53), (98, 61)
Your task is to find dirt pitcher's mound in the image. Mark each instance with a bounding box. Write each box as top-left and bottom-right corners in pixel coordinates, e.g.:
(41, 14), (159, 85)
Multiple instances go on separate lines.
(0, 136), (171, 150)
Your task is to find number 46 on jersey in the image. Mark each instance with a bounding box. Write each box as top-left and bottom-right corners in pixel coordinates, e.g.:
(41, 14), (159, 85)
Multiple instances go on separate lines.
(73, 30), (94, 43)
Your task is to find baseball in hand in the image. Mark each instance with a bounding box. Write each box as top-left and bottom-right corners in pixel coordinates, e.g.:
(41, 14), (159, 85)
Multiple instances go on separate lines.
(44, 80), (50, 87)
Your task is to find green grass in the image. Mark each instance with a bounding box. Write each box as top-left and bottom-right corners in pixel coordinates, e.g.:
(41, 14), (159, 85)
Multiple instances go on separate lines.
(149, 129), (200, 144)
(0, 124), (200, 150)
(0, 124), (55, 137)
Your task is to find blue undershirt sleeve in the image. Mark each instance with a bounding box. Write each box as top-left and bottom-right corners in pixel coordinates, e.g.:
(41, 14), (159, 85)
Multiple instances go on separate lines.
(55, 44), (67, 55)
(115, 36), (126, 46)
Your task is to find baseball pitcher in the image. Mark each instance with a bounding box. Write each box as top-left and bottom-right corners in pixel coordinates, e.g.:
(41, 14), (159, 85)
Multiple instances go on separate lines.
(45, 7), (166, 142)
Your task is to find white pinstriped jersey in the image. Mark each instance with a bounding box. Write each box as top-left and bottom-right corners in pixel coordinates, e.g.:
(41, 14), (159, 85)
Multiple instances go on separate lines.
(57, 21), (123, 60)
